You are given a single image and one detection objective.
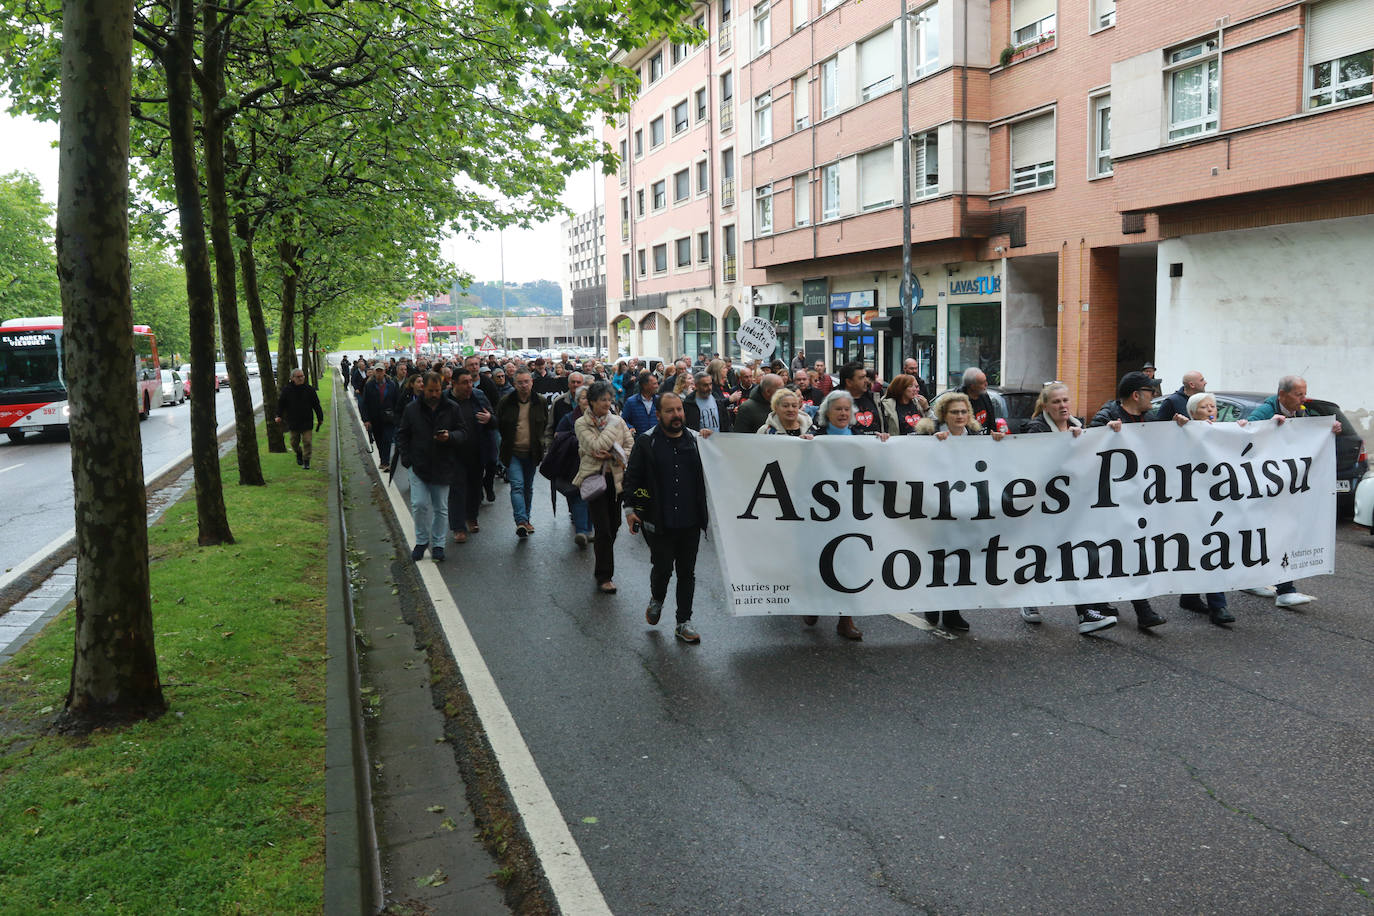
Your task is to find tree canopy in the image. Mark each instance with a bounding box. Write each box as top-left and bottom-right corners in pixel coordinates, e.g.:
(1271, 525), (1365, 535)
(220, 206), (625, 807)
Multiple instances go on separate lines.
(0, 170), (59, 322)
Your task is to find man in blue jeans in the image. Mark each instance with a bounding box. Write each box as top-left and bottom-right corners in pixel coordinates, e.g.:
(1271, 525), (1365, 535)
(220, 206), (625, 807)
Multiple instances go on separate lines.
(395, 372), (464, 562)
(496, 368), (548, 538)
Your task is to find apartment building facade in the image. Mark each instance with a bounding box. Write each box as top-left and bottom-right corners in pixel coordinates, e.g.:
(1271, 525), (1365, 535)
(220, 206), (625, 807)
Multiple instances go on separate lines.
(561, 204), (609, 346)
(606, 0), (1374, 427)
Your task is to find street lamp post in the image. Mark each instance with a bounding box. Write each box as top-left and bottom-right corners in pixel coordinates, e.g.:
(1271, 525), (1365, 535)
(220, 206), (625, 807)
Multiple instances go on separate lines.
(899, 0), (914, 368)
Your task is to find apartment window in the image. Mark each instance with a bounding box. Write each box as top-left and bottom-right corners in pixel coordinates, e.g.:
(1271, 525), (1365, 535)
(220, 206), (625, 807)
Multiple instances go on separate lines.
(821, 57), (839, 118)
(675, 237), (692, 267)
(622, 252), (632, 285)
(620, 197), (630, 237)
(1091, 94), (1112, 176)
(859, 145), (895, 210)
(672, 41), (688, 66)
(652, 179), (667, 209)
(859, 28), (895, 100)
(634, 129), (643, 157)
(794, 174), (811, 225)
(674, 168), (691, 202)
(1011, 0), (1055, 46)
(909, 131), (939, 197)
(753, 0), (771, 53)
(650, 115), (665, 147)
(755, 183), (774, 234)
(720, 70), (734, 104)
(721, 147), (736, 206)
(1094, 0), (1115, 28)
(637, 248), (647, 276)
(720, 0), (733, 26)
(822, 0), (841, 11)
(636, 188), (645, 217)
(723, 224), (738, 282)
(793, 0), (808, 29)
(1011, 112), (1055, 191)
(673, 100), (690, 135)
(695, 87), (708, 122)
(695, 14), (707, 44)
(793, 74), (810, 130)
(653, 244), (668, 273)
(909, 2), (940, 77)
(821, 162), (841, 219)
(618, 139), (628, 184)
(698, 230), (711, 262)
(1306, 0), (1374, 109)
(696, 159), (709, 193)
(1167, 39), (1219, 140)
(649, 51), (664, 82)
(754, 90), (773, 145)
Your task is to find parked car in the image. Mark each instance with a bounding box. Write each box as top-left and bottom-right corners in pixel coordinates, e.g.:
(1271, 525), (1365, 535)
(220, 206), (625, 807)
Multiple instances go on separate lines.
(1354, 469), (1374, 533)
(213, 361), (231, 385)
(179, 364), (220, 396)
(244, 361), (260, 377)
(158, 369), (186, 406)
(1152, 390), (1366, 516)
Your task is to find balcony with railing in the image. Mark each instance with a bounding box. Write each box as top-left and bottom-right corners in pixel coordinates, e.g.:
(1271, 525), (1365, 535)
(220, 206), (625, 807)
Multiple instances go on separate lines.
(720, 176), (735, 208)
(718, 22), (732, 55)
(719, 100), (734, 135)
(723, 254), (737, 283)
(622, 275), (631, 298)
(621, 221), (629, 242)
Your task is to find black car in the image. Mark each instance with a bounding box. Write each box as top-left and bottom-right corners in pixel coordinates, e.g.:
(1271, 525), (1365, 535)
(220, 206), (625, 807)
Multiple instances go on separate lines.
(1152, 390), (1366, 516)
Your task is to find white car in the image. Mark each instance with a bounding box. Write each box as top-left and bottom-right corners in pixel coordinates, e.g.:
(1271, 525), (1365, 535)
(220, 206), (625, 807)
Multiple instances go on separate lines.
(158, 369), (186, 406)
(1355, 469), (1374, 532)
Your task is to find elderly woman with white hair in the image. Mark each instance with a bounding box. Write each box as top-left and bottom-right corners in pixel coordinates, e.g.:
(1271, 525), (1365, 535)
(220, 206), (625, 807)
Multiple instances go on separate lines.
(1173, 390), (1241, 624)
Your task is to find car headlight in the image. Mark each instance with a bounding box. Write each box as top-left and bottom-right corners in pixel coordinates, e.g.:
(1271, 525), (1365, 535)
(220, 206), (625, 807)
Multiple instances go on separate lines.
(62, 404), (71, 417)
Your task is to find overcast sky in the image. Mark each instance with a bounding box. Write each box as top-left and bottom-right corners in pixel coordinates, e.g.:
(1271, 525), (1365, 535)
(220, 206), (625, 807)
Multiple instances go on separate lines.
(0, 101), (591, 287)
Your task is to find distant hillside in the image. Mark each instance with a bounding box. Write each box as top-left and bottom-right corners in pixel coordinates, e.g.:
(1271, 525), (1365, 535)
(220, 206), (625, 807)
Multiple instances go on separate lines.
(450, 280), (562, 315)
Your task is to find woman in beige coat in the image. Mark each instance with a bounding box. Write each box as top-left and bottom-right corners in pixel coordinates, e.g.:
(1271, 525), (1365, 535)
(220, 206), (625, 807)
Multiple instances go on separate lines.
(574, 380), (636, 593)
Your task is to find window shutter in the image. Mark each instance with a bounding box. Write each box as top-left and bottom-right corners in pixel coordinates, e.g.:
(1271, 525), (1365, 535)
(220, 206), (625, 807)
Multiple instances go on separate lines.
(858, 29), (894, 90)
(1012, 0), (1054, 32)
(1308, 0), (1374, 64)
(1011, 114), (1054, 168)
(859, 146), (895, 209)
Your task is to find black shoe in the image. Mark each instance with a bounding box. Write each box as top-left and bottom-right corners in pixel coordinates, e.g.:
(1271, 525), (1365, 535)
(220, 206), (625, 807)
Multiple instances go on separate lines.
(295, 450), (303, 466)
(303, 460), (310, 469)
(1209, 606), (1235, 626)
(923, 611), (940, 627)
(516, 525), (528, 539)
(411, 544), (427, 561)
(942, 610), (971, 632)
(1135, 604), (1167, 630)
(1179, 595), (1208, 613)
(645, 599), (663, 625)
(484, 483), (496, 502)
(432, 546), (445, 562)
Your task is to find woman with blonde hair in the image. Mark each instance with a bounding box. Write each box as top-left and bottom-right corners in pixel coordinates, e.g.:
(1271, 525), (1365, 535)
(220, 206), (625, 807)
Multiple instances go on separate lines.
(758, 387), (814, 436)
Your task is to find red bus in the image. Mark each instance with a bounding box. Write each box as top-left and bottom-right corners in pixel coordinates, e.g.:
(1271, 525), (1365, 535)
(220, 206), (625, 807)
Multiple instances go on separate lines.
(0, 316), (161, 443)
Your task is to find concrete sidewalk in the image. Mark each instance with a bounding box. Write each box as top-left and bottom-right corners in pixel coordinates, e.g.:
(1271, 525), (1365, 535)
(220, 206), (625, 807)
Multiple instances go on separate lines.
(329, 386), (512, 915)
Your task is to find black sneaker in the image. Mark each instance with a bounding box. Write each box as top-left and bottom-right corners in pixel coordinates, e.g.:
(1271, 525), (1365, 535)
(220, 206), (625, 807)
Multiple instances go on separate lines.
(1209, 606), (1236, 626)
(942, 610), (971, 632)
(645, 599), (663, 625)
(1135, 603), (1167, 630)
(1077, 608), (1118, 635)
(1178, 595), (1208, 613)
(432, 546), (445, 562)
(411, 543), (427, 561)
(516, 525), (528, 539)
(303, 460), (310, 469)
(295, 450), (303, 466)
(484, 483), (496, 502)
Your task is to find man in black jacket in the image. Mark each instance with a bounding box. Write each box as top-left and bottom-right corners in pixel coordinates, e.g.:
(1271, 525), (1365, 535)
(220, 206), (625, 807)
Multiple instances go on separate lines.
(275, 368), (324, 468)
(624, 392), (712, 644)
(395, 372), (465, 562)
(683, 371), (733, 433)
(444, 368), (493, 543)
(361, 365), (400, 472)
(839, 362), (887, 435)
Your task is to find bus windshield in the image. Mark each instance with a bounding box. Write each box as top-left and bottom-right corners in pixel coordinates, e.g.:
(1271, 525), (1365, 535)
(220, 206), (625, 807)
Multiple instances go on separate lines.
(0, 328), (65, 396)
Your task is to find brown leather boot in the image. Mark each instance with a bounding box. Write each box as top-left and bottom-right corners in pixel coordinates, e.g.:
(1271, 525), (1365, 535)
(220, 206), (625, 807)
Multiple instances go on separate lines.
(836, 616), (863, 641)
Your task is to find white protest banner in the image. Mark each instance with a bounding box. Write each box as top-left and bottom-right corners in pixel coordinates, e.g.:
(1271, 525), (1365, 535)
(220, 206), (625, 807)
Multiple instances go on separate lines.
(736, 317), (777, 360)
(700, 419), (1336, 616)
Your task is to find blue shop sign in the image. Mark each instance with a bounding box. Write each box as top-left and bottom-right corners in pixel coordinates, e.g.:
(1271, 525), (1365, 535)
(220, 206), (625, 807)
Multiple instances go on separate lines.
(949, 275), (1001, 296)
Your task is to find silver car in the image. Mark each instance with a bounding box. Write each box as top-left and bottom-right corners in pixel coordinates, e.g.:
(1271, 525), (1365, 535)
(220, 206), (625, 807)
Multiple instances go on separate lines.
(158, 369), (186, 406)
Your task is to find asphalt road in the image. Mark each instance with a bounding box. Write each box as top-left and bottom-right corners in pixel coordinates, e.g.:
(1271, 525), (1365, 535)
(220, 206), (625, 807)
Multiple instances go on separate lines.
(375, 440), (1374, 914)
(0, 383), (263, 578)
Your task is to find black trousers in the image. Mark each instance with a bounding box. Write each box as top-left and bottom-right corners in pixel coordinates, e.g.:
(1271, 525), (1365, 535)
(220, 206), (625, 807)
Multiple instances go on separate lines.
(645, 524), (701, 623)
(586, 474), (621, 584)
(448, 454), (483, 531)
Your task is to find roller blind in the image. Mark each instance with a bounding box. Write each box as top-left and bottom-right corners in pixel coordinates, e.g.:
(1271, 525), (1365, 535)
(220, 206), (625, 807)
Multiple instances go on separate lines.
(858, 28), (894, 91)
(1308, 0), (1374, 64)
(1011, 114), (1055, 168)
(1012, 0), (1055, 32)
(859, 146), (895, 209)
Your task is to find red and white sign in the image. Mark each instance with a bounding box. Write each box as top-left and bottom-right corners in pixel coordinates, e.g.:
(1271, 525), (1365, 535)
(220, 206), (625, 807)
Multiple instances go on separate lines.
(414, 312), (430, 346)
(479, 335), (497, 352)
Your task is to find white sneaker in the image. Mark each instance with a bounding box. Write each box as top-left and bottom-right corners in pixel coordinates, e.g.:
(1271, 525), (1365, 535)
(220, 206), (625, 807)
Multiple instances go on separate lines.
(1019, 607), (1043, 623)
(1275, 592), (1315, 608)
(1243, 586), (1277, 597)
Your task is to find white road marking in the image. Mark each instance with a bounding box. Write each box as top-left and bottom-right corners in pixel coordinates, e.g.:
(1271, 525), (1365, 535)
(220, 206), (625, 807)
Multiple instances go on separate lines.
(891, 612), (959, 639)
(0, 464), (23, 475)
(354, 394), (612, 915)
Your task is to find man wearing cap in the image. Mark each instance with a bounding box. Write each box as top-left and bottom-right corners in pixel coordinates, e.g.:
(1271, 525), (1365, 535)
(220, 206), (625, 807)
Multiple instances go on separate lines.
(1087, 371), (1169, 630)
(1141, 362), (1163, 394)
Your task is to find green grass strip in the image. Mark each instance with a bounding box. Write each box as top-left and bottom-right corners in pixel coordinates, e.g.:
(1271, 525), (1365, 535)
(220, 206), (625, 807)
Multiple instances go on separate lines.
(0, 384), (332, 914)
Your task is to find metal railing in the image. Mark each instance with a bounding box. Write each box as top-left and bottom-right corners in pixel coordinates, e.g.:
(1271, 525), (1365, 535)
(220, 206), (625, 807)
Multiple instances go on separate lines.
(720, 176), (735, 208)
(723, 255), (737, 283)
(719, 22), (732, 54)
(719, 101), (734, 134)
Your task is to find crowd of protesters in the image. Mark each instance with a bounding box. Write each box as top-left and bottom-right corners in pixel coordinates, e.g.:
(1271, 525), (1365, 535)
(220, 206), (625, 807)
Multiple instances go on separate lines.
(341, 348), (1339, 646)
